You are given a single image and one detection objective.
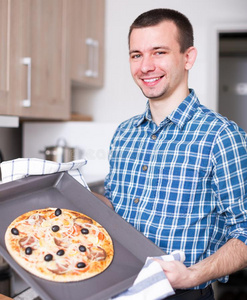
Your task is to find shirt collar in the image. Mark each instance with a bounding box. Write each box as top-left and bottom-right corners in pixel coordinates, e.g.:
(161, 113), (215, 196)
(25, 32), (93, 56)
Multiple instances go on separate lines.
(134, 89), (200, 129)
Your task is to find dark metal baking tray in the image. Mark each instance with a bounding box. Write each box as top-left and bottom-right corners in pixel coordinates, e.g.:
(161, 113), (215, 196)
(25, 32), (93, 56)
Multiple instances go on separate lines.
(0, 172), (165, 300)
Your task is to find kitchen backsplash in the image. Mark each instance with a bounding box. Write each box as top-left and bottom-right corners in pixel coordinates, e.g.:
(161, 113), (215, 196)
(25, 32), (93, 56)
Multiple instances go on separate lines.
(23, 122), (118, 184)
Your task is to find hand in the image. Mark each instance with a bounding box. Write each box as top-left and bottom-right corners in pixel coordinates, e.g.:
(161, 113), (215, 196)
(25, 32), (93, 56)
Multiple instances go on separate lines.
(155, 239), (247, 289)
(153, 259), (194, 289)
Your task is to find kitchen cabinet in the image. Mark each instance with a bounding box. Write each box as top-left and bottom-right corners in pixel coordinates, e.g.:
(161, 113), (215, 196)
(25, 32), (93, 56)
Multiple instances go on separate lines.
(70, 0), (105, 87)
(0, 0), (105, 121)
(0, 0), (70, 120)
(0, 0), (9, 114)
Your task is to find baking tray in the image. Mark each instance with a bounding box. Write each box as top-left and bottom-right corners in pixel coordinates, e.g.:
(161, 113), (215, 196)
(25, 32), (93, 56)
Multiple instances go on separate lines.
(0, 172), (165, 300)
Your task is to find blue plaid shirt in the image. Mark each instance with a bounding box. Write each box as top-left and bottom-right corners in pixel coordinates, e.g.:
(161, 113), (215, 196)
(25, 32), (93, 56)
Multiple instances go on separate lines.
(105, 89), (247, 288)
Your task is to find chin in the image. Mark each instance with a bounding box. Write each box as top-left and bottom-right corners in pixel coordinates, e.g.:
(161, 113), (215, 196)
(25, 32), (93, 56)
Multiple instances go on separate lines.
(141, 86), (169, 100)
(143, 91), (167, 100)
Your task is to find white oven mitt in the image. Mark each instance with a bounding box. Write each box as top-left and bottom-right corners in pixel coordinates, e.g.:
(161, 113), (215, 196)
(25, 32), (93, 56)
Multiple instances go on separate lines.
(111, 250), (185, 300)
(0, 158), (89, 189)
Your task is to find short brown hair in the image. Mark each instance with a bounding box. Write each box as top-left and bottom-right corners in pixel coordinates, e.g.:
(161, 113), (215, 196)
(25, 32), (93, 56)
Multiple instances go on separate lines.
(128, 8), (194, 53)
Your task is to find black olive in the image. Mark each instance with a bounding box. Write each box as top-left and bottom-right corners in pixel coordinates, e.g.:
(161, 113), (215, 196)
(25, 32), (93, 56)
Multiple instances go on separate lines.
(55, 208), (62, 216)
(79, 245), (86, 252)
(77, 262), (86, 268)
(11, 228), (19, 235)
(25, 247), (32, 255)
(56, 249), (65, 256)
(52, 225), (60, 232)
(81, 228), (89, 235)
(44, 254), (53, 261)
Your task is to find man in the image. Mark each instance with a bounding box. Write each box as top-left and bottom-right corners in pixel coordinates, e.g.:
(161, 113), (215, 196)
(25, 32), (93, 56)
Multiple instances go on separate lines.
(101, 8), (247, 299)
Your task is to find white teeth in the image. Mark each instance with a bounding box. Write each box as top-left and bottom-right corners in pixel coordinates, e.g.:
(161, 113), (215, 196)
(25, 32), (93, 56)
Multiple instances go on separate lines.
(143, 77), (159, 83)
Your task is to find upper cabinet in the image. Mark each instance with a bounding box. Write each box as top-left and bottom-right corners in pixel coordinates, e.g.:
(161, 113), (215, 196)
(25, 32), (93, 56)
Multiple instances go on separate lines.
(8, 0), (70, 120)
(0, 0), (9, 114)
(70, 0), (105, 87)
(0, 0), (105, 120)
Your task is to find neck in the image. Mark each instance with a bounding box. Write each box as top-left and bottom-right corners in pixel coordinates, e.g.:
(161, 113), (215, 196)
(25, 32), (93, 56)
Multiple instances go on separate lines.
(149, 89), (190, 126)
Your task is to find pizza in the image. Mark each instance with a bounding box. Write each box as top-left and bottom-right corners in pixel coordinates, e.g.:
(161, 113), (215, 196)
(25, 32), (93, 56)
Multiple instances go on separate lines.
(5, 207), (114, 282)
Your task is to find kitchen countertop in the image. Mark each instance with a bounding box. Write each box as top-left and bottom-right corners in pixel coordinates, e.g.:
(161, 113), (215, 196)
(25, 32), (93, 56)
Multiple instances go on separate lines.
(0, 294), (12, 300)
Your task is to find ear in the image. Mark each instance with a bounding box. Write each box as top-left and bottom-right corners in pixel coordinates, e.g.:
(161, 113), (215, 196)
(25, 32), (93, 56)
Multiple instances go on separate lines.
(184, 46), (197, 70)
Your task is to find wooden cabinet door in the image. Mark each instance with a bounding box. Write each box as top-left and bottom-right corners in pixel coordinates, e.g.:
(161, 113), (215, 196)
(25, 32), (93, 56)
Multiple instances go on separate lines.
(8, 0), (70, 120)
(70, 0), (105, 87)
(70, 0), (88, 84)
(0, 0), (9, 114)
(85, 0), (105, 87)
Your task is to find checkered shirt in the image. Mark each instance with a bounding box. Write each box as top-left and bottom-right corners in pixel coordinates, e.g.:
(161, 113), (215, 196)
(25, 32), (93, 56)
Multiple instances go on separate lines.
(105, 89), (247, 288)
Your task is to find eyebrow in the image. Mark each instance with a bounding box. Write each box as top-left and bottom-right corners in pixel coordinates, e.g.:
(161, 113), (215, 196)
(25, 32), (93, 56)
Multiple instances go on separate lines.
(129, 45), (171, 55)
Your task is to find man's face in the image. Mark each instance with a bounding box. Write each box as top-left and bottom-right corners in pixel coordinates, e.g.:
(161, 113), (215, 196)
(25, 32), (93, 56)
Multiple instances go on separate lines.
(129, 21), (189, 101)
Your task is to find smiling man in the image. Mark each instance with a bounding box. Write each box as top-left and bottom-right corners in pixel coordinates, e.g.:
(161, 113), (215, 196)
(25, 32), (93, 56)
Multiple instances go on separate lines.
(128, 18), (196, 125)
(104, 8), (247, 300)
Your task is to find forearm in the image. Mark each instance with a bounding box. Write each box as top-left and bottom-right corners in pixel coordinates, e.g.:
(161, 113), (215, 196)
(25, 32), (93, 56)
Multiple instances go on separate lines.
(187, 238), (247, 287)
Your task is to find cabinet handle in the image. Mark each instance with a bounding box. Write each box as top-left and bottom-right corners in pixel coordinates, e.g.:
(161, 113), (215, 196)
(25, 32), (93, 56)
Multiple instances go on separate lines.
(85, 38), (98, 78)
(93, 40), (99, 78)
(85, 38), (94, 77)
(22, 57), (32, 107)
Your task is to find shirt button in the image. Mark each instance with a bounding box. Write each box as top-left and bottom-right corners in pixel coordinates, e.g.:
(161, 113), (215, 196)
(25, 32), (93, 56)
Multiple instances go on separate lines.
(151, 134), (157, 140)
(142, 165), (148, 171)
(134, 198), (140, 204)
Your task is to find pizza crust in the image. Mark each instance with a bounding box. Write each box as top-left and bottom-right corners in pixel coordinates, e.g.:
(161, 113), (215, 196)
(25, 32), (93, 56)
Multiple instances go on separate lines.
(5, 208), (114, 282)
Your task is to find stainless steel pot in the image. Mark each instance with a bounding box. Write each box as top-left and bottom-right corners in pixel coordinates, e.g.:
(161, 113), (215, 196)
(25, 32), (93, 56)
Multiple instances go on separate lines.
(41, 139), (81, 163)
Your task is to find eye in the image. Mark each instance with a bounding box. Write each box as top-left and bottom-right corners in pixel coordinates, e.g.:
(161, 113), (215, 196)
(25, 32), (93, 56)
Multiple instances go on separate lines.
(155, 51), (166, 56)
(130, 53), (141, 59)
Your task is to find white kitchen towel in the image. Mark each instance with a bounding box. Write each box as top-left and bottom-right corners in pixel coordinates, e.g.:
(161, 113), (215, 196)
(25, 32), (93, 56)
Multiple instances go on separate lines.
(111, 250), (185, 300)
(0, 158), (89, 189)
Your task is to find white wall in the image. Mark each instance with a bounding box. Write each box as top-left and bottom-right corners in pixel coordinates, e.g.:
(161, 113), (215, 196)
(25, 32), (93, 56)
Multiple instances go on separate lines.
(72, 0), (247, 123)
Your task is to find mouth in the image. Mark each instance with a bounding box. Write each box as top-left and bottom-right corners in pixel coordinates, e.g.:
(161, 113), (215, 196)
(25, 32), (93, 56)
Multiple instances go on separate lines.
(142, 76), (164, 85)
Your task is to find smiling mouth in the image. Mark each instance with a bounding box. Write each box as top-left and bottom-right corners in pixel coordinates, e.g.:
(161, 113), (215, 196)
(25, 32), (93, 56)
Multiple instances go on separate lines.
(142, 76), (164, 83)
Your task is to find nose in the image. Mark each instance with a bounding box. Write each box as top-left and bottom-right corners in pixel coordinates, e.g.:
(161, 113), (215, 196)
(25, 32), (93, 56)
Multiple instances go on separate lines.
(140, 55), (155, 73)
